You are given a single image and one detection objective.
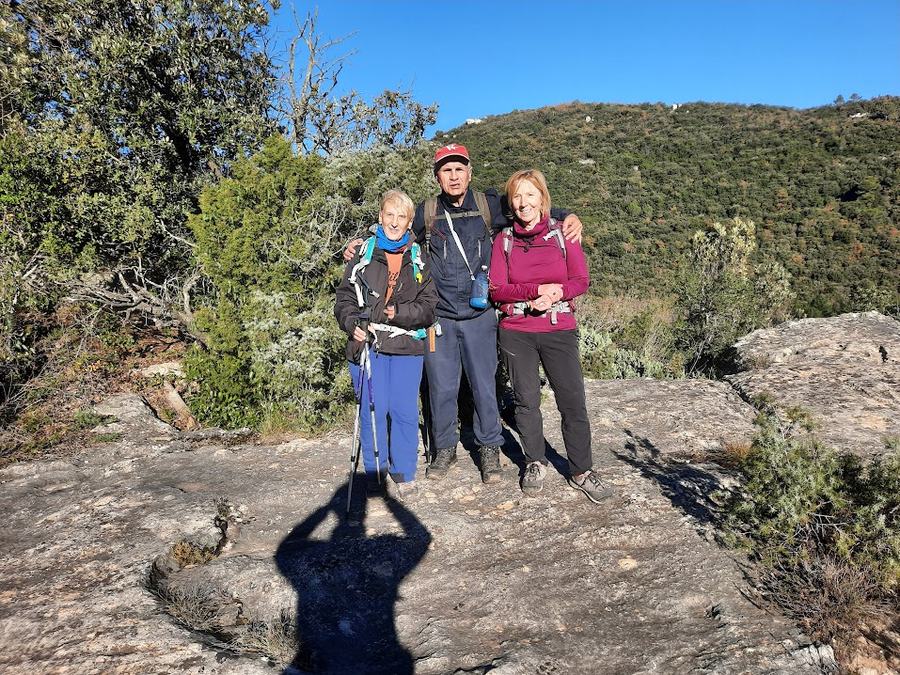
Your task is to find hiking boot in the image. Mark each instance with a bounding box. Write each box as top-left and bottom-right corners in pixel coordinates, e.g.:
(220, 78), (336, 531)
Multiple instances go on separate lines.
(478, 445), (502, 484)
(426, 447), (457, 480)
(389, 479), (419, 502)
(365, 473), (386, 497)
(521, 461), (547, 495)
(568, 470), (613, 504)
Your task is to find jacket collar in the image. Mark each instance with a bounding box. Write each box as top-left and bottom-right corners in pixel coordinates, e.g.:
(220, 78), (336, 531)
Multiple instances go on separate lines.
(513, 214), (550, 238)
(438, 188), (475, 212)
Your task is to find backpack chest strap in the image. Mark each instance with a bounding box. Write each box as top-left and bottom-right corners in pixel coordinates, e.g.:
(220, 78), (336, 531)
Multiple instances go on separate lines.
(504, 300), (572, 325)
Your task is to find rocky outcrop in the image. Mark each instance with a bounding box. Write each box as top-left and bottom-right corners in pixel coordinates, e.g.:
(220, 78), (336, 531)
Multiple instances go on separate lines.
(7, 312), (898, 673)
(727, 311), (900, 458)
(91, 393), (178, 440)
(0, 385), (832, 674)
(586, 378), (757, 460)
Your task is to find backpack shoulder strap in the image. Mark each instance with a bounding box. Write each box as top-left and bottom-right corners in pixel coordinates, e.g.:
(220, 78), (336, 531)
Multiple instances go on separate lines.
(472, 190), (492, 236)
(544, 218), (567, 259)
(424, 197), (438, 246)
(349, 236), (376, 285)
(348, 236), (377, 307)
(501, 226), (513, 256)
(410, 242), (424, 283)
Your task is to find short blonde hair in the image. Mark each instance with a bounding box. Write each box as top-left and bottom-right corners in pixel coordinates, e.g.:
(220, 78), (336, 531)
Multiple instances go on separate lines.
(505, 169), (552, 215)
(380, 189), (415, 221)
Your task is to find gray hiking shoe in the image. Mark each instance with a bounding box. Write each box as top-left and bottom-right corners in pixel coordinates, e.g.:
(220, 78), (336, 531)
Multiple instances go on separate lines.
(568, 470), (613, 504)
(478, 445), (502, 484)
(386, 476), (418, 502)
(521, 461), (547, 495)
(426, 447), (457, 480)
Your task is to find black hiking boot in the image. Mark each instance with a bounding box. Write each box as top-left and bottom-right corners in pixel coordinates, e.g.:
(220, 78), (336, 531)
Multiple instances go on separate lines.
(478, 445), (502, 484)
(365, 473), (386, 498)
(426, 447), (457, 480)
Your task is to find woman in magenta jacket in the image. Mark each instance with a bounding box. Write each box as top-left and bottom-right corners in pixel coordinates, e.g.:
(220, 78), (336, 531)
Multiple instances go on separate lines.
(489, 169), (612, 504)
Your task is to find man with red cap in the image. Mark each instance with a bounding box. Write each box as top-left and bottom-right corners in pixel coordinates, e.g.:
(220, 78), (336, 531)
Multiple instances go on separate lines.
(417, 143), (583, 484)
(346, 143), (582, 484)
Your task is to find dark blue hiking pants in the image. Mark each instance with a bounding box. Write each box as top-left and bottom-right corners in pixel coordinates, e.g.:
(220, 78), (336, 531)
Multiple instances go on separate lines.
(425, 309), (504, 450)
(349, 351), (423, 483)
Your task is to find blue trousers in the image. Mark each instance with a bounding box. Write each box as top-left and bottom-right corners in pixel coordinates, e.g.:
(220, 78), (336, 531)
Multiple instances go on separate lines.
(349, 350), (423, 483)
(424, 309), (504, 449)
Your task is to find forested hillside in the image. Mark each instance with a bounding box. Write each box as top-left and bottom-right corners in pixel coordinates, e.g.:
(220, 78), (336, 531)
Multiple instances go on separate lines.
(448, 98), (900, 316)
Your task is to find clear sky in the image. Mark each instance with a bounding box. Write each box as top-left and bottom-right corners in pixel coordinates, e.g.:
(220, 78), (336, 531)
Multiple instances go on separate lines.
(269, 0), (900, 134)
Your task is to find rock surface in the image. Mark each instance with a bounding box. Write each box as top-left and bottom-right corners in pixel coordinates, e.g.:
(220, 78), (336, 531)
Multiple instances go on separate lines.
(727, 312), (900, 458)
(0, 382), (832, 674)
(6, 312), (897, 674)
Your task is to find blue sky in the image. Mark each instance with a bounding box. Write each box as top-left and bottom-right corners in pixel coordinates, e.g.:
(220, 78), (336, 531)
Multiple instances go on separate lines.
(268, 1), (900, 134)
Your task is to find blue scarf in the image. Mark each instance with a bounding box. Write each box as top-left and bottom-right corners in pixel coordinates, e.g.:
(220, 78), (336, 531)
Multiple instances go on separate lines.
(375, 225), (409, 252)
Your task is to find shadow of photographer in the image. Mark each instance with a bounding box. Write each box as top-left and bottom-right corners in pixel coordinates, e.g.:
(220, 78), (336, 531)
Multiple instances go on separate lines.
(275, 482), (431, 674)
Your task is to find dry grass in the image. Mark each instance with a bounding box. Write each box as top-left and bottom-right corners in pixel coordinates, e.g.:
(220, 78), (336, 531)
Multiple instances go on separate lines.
(1, 310), (189, 466)
(584, 293), (677, 330)
(763, 556), (894, 647)
(170, 539), (219, 567)
(148, 559), (304, 668)
(579, 294), (678, 355)
(152, 581), (222, 632)
(718, 439), (753, 469)
(230, 611), (304, 668)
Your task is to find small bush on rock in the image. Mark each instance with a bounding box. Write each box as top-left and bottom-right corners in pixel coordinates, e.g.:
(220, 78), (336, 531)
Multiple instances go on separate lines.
(724, 413), (899, 644)
(676, 218), (793, 374)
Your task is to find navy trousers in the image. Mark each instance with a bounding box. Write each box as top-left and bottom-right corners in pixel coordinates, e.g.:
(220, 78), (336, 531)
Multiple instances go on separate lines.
(349, 350), (423, 483)
(425, 309), (504, 450)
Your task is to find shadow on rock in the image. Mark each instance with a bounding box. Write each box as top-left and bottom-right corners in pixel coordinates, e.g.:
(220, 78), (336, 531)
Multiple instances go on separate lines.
(275, 482), (431, 674)
(616, 429), (732, 530)
(498, 402), (568, 478)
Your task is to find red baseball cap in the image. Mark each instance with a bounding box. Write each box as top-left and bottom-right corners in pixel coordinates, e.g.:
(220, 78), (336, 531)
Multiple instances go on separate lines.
(433, 143), (470, 166)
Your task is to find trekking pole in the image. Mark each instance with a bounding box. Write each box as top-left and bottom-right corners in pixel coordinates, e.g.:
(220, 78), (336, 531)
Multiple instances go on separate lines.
(346, 348), (368, 514)
(361, 341), (382, 481)
(420, 370), (433, 463)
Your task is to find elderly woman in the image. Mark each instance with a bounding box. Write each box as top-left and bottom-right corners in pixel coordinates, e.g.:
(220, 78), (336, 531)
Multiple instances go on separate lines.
(489, 169), (612, 504)
(335, 189), (437, 498)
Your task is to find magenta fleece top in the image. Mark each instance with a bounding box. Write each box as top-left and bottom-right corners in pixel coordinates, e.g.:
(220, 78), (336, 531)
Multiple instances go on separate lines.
(488, 216), (589, 333)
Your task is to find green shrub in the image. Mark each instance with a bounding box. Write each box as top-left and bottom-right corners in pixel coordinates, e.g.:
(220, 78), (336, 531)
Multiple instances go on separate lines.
(73, 409), (112, 430)
(675, 218), (793, 374)
(727, 416), (899, 585)
(578, 296), (684, 379)
(724, 414), (899, 641)
(724, 416), (846, 560)
(185, 137), (431, 431)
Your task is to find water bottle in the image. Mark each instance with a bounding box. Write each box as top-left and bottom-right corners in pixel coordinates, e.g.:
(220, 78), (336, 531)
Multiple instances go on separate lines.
(469, 269), (490, 310)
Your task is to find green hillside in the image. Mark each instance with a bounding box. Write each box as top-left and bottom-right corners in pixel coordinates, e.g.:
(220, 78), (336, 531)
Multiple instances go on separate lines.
(445, 98), (900, 316)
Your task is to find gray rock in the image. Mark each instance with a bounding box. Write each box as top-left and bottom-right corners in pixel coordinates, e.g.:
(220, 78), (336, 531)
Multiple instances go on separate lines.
(727, 311), (900, 458)
(0, 383), (830, 674)
(731, 311), (900, 368)
(91, 393), (177, 441)
(577, 378), (758, 461)
(139, 361), (185, 379)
